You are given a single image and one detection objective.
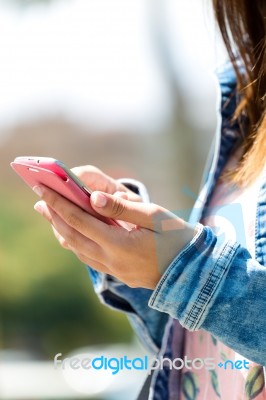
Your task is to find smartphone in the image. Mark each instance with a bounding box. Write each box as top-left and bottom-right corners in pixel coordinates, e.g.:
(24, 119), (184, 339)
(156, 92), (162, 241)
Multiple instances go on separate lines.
(10, 156), (122, 227)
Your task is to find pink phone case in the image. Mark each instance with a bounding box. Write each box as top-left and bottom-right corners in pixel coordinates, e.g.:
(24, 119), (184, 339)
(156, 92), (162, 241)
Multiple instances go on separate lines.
(10, 157), (121, 227)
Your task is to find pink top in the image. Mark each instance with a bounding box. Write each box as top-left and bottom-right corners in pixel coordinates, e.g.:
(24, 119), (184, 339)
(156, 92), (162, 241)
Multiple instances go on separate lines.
(180, 149), (266, 400)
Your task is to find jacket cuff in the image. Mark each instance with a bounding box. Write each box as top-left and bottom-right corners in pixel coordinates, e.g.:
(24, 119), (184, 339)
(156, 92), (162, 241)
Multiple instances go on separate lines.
(148, 224), (239, 331)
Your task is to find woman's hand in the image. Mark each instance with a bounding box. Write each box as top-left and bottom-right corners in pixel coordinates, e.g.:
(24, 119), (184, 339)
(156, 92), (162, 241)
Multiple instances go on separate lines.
(33, 168), (197, 290)
(71, 165), (141, 202)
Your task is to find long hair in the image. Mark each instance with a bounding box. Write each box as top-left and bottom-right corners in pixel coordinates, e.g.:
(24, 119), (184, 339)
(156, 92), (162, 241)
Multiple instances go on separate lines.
(212, 0), (266, 185)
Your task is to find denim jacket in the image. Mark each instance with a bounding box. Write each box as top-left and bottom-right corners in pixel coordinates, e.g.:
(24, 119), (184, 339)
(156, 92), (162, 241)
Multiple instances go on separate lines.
(88, 62), (266, 394)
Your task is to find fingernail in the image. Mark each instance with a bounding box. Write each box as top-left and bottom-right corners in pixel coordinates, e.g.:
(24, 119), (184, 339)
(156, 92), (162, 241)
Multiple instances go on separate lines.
(34, 202), (43, 213)
(91, 192), (107, 207)
(33, 185), (43, 197)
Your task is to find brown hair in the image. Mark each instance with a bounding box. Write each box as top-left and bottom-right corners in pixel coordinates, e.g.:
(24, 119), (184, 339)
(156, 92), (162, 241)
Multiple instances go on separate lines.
(212, 0), (266, 184)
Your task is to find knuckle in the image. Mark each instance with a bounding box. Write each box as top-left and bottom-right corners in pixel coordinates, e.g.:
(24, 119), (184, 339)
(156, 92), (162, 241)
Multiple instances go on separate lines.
(47, 194), (59, 211)
(111, 198), (126, 218)
(58, 237), (69, 249)
(106, 254), (123, 274)
(76, 253), (87, 264)
(84, 165), (100, 173)
(65, 212), (83, 231)
(149, 204), (162, 216)
(66, 232), (78, 249)
(72, 165), (100, 181)
(148, 204), (164, 230)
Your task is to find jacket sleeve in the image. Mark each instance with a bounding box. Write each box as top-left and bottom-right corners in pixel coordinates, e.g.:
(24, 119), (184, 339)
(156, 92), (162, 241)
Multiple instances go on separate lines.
(88, 267), (169, 353)
(148, 223), (266, 366)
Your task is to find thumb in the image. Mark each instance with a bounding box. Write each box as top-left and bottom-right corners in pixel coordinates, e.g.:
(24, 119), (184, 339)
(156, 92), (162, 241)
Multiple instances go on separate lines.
(90, 191), (157, 230)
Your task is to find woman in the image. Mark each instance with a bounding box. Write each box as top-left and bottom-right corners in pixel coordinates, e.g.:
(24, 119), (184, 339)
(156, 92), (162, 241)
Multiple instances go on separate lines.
(33, 0), (266, 398)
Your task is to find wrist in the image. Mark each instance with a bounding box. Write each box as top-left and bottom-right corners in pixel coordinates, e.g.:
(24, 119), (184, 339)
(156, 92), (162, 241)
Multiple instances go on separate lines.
(158, 221), (201, 275)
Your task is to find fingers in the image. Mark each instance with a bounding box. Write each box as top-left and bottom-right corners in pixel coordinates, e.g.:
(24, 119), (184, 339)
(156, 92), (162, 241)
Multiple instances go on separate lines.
(50, 219), (100, 258)
(71, 166), (141, 201)
(33, 185), (115, 245)
(70, 251), (111, 274)
(34, 187), (110, 247)
(51, 225), (70, 249)
(71, 165), (125, 194)
(51, 224), (111, 274)
(90, 191), (167, 231)
(45, 210), (111, 274)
